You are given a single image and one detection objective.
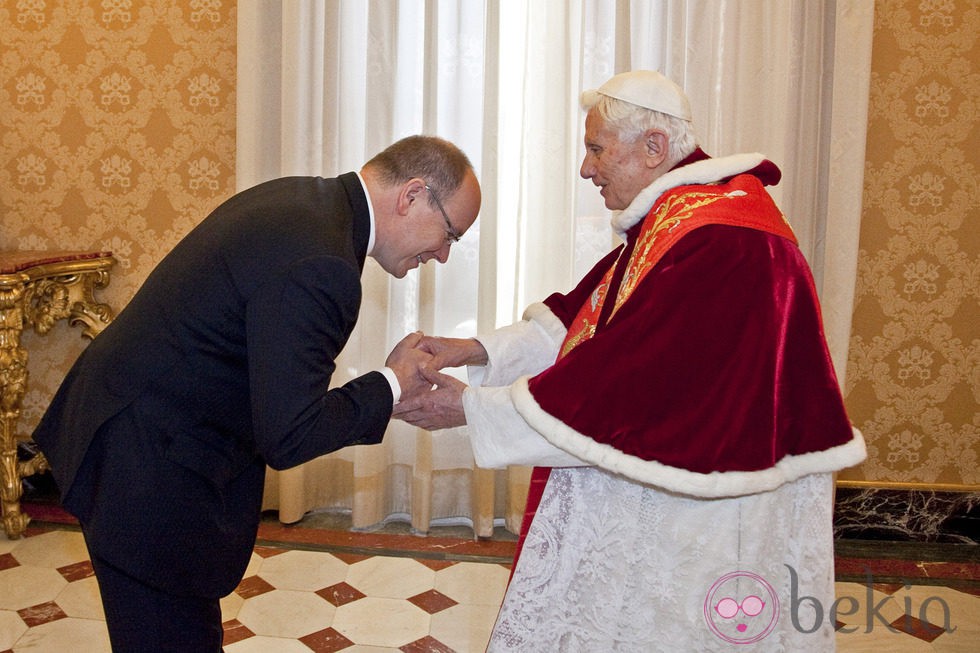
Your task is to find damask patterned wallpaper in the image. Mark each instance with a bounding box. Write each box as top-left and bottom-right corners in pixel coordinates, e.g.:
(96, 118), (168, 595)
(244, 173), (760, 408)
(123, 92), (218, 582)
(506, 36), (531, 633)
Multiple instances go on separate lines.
(0, 1), (236, 430)
(1, 1), (976, 490)
(841, 0), (979, 488)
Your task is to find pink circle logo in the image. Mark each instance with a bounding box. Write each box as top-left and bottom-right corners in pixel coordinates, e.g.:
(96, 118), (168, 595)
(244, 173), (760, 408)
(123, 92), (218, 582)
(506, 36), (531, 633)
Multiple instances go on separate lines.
(704, 571), (780, 644)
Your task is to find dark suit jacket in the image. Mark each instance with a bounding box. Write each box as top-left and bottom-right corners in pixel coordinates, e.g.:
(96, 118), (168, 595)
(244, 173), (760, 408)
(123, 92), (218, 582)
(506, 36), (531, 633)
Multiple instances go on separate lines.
(33, 173), (393, 598)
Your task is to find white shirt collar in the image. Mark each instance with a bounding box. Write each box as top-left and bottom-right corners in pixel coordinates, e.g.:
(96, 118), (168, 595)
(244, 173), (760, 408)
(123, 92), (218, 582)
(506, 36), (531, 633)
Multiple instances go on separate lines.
(355, 171), (377, 255)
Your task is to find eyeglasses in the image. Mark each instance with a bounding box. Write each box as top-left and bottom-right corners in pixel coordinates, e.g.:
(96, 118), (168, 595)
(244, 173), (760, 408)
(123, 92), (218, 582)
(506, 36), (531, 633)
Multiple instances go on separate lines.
(715, 596), (766, 619)
(424, 184), (462, 244)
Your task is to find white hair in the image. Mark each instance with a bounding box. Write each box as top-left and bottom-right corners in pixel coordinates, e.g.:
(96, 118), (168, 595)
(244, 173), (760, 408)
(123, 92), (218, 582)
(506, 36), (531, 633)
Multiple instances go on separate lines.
(587, 95), (698, 166)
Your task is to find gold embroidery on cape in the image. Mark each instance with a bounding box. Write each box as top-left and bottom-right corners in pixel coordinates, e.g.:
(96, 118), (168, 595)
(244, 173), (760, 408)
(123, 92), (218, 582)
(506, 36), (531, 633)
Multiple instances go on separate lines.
(557, 180), (791, 361)
(558, 273), (612, 359)
(559, 319), (596, 359)
(613, 190), (731, 317)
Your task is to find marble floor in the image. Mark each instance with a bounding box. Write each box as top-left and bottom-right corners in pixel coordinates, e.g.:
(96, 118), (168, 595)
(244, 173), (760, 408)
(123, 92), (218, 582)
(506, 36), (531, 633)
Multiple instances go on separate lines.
(0, 506), (977, 652)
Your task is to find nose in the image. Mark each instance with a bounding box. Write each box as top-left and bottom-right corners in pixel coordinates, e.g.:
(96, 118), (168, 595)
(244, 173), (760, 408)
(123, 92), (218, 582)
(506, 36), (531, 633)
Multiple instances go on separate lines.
(434, 242), (451, 264)
(580, 154), (594, 180)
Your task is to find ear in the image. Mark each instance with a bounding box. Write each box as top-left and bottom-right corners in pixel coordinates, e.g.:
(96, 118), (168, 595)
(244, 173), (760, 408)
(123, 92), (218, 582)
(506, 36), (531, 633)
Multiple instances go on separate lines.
(644, 130), (669, 168)
(396, 178), (427, 216)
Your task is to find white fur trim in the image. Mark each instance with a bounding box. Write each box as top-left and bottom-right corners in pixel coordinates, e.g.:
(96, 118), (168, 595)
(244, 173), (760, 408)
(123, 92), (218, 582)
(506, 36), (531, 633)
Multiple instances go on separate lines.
(522, 302), (568, 346)
(511, 375), (867, 499)
(462, 386), (590, 470)
(612, 152), (768, 236)
(472, 303), (567, 387)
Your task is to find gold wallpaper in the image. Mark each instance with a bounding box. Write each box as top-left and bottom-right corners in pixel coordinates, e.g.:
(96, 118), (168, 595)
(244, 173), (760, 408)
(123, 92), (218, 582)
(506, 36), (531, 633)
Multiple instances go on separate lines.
(1, 1), (977, 490)
(842, 0), (979, 487)
(0, 0), (236, 432)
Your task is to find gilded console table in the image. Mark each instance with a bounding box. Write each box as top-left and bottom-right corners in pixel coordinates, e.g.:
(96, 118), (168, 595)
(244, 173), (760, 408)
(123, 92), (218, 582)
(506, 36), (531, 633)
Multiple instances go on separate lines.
(0, 251), (115, 538)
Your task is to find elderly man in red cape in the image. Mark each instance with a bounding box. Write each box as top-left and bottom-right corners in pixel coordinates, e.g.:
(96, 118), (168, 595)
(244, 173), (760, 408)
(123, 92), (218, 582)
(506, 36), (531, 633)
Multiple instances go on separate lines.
(395, 70), (865, 651)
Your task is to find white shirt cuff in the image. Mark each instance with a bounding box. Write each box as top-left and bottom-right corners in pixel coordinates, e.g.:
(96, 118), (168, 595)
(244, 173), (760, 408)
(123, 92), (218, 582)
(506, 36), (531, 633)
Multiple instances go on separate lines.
(379, 367), (401, 405)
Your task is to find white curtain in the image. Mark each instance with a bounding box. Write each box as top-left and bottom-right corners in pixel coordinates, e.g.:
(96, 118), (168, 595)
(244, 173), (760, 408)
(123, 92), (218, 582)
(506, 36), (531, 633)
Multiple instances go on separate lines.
(237, 0), (874, 536)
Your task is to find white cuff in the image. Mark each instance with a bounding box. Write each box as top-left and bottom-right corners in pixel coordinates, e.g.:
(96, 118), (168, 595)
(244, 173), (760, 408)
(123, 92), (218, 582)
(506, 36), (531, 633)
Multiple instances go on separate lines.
(462, 386), (589, 469)
(472, 302), (567, 386)
(379, 367), (401, 405)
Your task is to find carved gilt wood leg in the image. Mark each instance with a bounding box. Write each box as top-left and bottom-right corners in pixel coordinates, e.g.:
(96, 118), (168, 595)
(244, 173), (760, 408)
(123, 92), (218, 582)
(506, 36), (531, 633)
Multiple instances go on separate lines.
(0, 266), (113, 538)
(0, 280), (33, 538)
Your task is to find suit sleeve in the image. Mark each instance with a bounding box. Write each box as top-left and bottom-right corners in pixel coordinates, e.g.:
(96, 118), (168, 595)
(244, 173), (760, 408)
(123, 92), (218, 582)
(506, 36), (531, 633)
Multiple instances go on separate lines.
(246, 255), (391, 470)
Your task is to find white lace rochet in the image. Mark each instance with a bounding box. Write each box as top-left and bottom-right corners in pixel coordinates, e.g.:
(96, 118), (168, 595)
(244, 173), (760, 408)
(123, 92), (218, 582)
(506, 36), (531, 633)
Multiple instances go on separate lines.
(488, 468), (837, 652)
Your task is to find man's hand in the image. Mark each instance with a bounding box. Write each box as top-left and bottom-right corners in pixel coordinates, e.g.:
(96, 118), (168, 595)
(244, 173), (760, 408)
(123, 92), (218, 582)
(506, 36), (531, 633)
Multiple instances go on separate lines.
(392, 367), (468, 430)
(385, 332), (435, 400)
(416, 336), (488, 370)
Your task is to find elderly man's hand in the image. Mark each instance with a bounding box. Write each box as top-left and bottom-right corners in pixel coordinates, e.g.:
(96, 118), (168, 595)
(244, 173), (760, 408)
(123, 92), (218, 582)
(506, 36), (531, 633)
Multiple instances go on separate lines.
(392, 367), (468, 430)
(385, 332), (436, 401)
(416, 336), (488, 370)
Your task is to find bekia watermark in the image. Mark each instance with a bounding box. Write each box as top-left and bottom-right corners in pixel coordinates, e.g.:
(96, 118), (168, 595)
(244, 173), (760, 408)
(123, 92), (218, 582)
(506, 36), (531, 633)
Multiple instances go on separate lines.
(704, 571), (780, 644)
(703, 565), (957, 644)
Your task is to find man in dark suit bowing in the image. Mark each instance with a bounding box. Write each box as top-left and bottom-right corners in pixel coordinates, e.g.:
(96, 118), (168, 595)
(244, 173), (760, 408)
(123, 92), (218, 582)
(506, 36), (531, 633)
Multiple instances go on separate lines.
(32, 135), (481, 652)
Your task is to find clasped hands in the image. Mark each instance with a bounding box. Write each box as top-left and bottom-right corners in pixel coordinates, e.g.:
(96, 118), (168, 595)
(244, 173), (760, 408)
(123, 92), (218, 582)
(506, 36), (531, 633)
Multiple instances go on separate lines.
(384, 332), (489, 430)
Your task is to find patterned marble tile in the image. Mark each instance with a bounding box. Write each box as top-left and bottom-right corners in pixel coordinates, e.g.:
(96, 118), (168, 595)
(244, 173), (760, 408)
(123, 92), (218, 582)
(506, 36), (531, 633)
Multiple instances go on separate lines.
(256, 549), (350, 592)
(407, 588), (457, 614)
(0, 519), (976, 652)
(56, 559), (94, 583)
(428, 603), (501, 652)
(0, 610), (28, 650)
(345, 557), (436, 600)
(8, 530), (89, 568)
(317, 581), (367, 607)
(234, 574), (276, 600)
(221, 618), (256, 647)
(18, 601), (67, 628)
(833, 580), (978, 652)
(433, 561), (510, 606)
(889, 614), (947, 642)
(7, 616), (111, 652)
(401, 634), (456, 652)
(297, 626), (355, 652)
(0, 565), (68, 611)
(331, 597), (429, 647)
